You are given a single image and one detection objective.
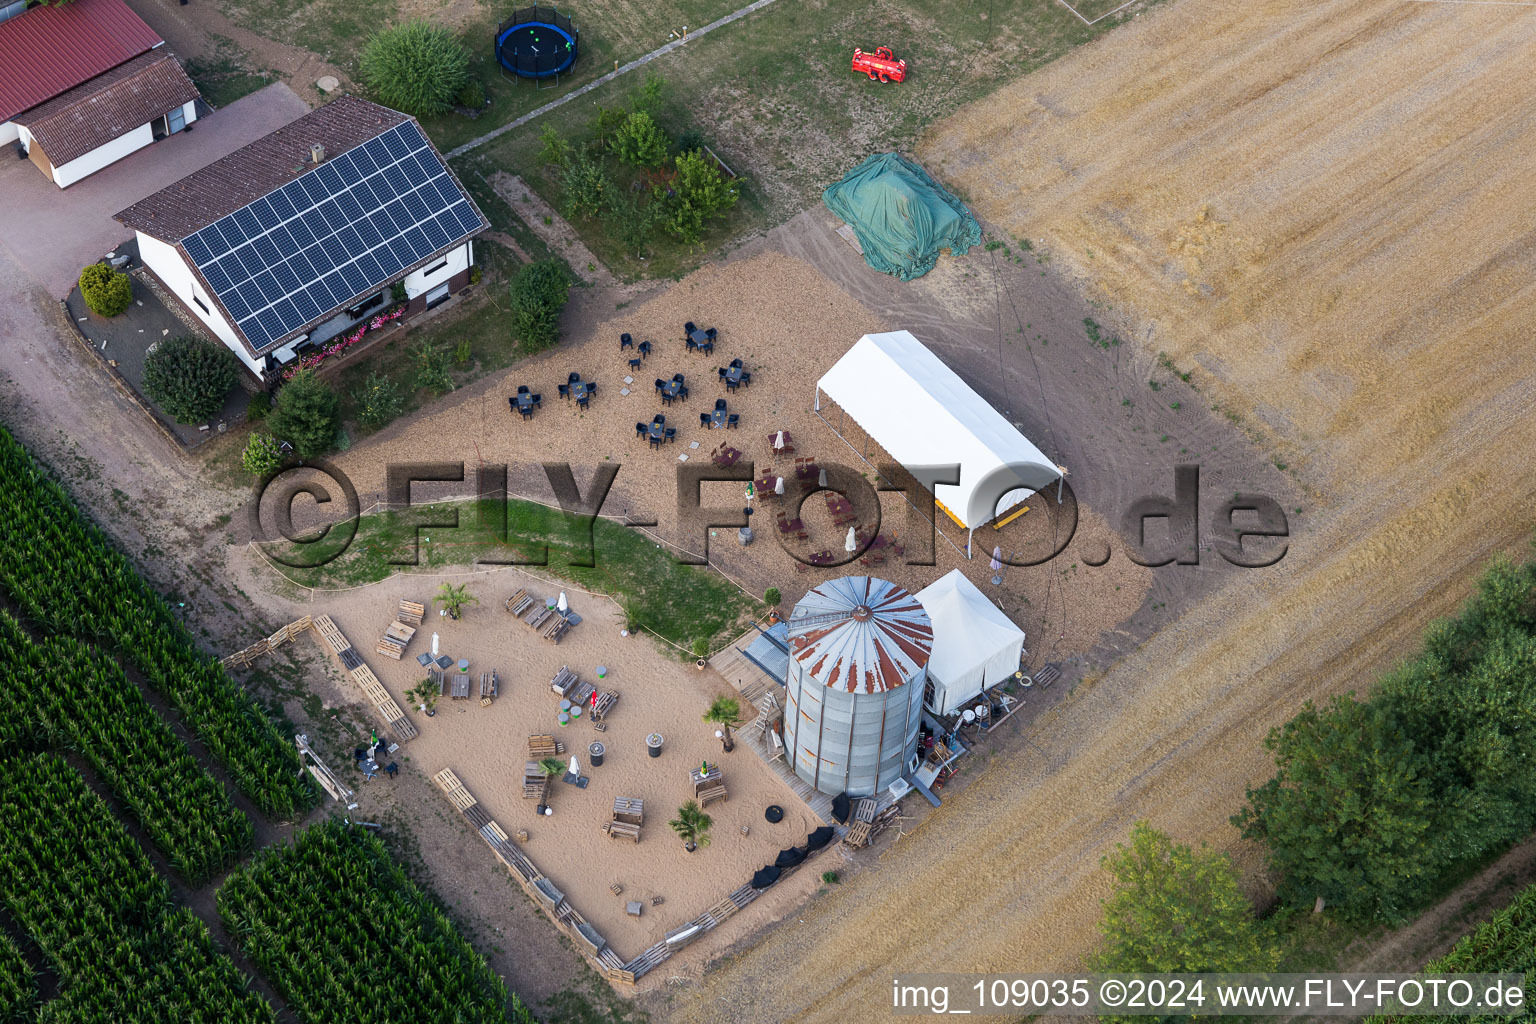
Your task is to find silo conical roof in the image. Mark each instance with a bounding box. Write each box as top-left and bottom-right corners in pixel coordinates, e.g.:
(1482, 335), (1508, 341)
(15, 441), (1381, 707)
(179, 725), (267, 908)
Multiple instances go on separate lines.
(786, 576), (932, 694)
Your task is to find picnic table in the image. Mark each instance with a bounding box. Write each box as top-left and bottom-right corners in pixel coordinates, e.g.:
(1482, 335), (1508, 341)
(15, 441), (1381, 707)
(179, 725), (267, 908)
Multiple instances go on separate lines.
(721, 361), (750, 390)
(690, 764), (723, 794)
(756, 473), (781, 494)
(570, 380), (594, 404)
(712, 446), (742, 467)
(808, 550), (836, 566)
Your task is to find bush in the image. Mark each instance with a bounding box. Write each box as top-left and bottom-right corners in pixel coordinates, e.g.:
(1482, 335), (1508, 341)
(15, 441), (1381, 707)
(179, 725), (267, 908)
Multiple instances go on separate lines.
(452, 339), (472, 365)
(266, 368), (339, 459)
(141, 335), (237, 424)
(612, 111), (669, 168)
(454, 77), (484, 109)
(78, 262), (132, 317)
(351, 370), (404, 429)
(359, 21), (469, 117)
(821, 871), (840, 884)
(246, 391), (270, 421)
(411, 342), (454, 396)
(241, 434), (284, 477)
(560, 150), (610, 220)
(604, 189), (660, 258)
(537, 123), (571, 169)
(661, 149), (738, 246)
(588, 105), (628, 148)
(676, 127), (706, 154)
(764, 587), (781, 606)
(508, 260), (570, 351)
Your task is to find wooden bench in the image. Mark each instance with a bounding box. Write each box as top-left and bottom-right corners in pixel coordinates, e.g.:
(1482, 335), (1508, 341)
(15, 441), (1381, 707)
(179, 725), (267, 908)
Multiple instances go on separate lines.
(479, 671), (498, 706)
(375, 619), (416, 659)
(612, 797), (644, 825)
(592, 690), (620, 722)
(604, 821), (641, 843)
(397, 600), (425, 627)
(570, 680), (596, 709)
(698, 784), (728, 807)
(451, 673), (471, 700)
(526, 605), (554, 631)
(541, 617), (569, 644)
(504, 588), (534, 617)
(550, 666), (581, 698)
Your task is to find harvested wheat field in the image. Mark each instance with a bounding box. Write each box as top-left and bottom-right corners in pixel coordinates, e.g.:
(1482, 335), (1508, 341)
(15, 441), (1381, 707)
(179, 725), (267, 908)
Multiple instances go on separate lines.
(660, 1), (1536, 1021)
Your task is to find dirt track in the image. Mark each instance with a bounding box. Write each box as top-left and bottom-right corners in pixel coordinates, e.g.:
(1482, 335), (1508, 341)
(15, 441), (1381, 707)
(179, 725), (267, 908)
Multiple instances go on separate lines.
(664, 1), (1536, 1020)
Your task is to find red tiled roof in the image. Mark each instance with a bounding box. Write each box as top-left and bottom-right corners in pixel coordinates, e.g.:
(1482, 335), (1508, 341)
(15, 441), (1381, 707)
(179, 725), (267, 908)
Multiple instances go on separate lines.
(15, 50), (199, 166)
(0, 0), (163, 122)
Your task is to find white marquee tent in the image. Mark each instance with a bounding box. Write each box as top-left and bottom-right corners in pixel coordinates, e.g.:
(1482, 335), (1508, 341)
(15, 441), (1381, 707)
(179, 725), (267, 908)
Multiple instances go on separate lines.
(815, 330), (1062, 552)
(915, 569), (1025, 715)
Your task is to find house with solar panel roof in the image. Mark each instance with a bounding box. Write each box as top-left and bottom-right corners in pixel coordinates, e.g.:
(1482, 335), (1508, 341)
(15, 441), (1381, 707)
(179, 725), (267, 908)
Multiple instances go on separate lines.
(115, 95), (488, 380)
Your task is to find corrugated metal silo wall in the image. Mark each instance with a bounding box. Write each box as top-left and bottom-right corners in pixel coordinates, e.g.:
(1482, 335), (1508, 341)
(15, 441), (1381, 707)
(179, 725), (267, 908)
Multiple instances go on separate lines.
(787, 656), (926, 797)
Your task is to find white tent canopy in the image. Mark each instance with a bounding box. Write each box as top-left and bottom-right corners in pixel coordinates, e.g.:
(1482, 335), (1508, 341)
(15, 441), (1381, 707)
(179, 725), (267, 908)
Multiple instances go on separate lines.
(915, 569), (1025, 715)
(815, 331), (1061, 550)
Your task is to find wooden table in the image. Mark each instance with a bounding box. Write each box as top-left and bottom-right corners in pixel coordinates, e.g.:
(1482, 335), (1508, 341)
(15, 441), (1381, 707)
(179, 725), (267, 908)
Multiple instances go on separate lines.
(690, 764), (722, 795)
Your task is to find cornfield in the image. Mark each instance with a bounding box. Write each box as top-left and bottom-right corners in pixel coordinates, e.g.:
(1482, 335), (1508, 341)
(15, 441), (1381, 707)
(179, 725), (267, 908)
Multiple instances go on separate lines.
(218, 820), (538, 1024)
(0, 752), (274, 1022)
(0, 610), (253, 881)
(0, 426), (314, 819)
(0, 933), (33, 1024)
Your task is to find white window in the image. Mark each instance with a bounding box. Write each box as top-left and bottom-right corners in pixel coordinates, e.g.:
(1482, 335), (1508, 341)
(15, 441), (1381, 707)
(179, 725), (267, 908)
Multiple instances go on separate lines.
(425, 282), (450, 309)
(167, 107), (186, 134)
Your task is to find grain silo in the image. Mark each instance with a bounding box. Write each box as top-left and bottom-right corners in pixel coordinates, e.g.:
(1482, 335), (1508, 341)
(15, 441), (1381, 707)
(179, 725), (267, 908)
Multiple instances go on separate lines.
(784, 576), (932, 797)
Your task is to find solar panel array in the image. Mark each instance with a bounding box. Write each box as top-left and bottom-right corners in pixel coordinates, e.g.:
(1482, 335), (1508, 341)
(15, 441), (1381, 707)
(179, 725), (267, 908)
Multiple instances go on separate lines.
(179, 121), (483, 350)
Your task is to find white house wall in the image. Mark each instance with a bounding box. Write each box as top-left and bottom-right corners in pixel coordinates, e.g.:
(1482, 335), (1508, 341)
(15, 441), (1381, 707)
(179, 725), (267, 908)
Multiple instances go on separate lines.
(52, 122), (154, 188)
(402, 241), (469, 298)
(136, 231), (264, 376)
(0, 121), (17, 146)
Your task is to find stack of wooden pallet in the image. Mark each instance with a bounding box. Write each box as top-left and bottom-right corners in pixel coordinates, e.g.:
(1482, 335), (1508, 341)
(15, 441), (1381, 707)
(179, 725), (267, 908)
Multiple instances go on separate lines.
(479, 671), (498, 706)
(591, 690), (620, 722)
(528, 735), (565, 758)
(523, 762), (549, 800)
(505, 589), (535, 617)
(375, 600), (423, 660)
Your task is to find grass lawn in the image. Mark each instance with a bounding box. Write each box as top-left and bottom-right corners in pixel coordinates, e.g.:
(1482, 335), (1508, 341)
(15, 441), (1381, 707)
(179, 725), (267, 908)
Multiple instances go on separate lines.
(456, 0), (1152, 281)
(184, 35), (278, 109)
(266, 498), (761, 653)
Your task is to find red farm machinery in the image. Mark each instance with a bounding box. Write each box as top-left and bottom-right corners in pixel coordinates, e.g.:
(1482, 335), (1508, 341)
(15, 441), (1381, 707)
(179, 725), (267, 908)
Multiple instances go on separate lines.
(851, 46), (907, 84)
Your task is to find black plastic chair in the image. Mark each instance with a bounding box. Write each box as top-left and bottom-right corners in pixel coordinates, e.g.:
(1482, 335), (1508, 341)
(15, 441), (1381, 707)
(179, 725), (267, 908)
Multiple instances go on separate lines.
(661, 393), (673, 407)
(714, 398), (727, 411)
(718, 367), (728, 379)
(698, 340), (714, 355)
(727, 413), (739, 429)
(649, 435), (662, 450)
(577, 392), (590, 409)
(587, 382), (597, 395)
(653, 414), (666, 425)
(517, 384), (530, 394)
(557, 383), (570, 399)
(700, 412), (712, 427)
(507, 397), (518, 414)
(635, 422), (647, 438)
(522, 407), (535, 420)
(628, 358), (642, 371)
(672, 372), (685, 382)
(665, 428), (677, 442)
(638, 341), (652, 358)
(740, 372), (752, 387)
(531, 394), (541, 406)
(620, 332), (633, 350)
(568, 372), (581, 384)
(685, 337), (698, 352)
(679, 385), (689, 400)
(684, 321), (696, 334)
(725, 378), (739, 393)
(705, 327), (717, 340)
(730, 358), (744, 369)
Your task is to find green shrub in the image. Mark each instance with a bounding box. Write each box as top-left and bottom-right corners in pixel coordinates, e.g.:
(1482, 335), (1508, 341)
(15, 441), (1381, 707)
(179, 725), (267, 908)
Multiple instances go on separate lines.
(629, 71), (664, 116)
(78, 262), (132, 317)
(604, 189), (660, 258)
(411, 341), (454, 396)
(537, 123), (571, 169)
(351, 370), (404, 429)
(661, 149), (738, 245)
(246, 390), (271, 421)
(559, 150), (610, 220)
(612, 111), (669, 168)
(588, 105), (628, 147)
(141, 335), (237, 424)
(454, 77), (484, 109)
(508, 260), (570, 351)
(241, 434), (283, 477)
(452, 339), (472, 365)
(821, 870), (840, 884)
(266, 368), (338, 459)
(676, 127), (706, 154)
(764, 587), (781, 606)
(359, 21), (469, 117)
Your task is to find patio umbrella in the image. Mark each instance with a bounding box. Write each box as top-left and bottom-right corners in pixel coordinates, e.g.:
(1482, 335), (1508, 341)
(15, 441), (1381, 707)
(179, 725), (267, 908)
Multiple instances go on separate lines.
(845, 526), (858, 552)
(431, 633), (439, 656)
(557, 592), (569, 614)
(774, 846), (807, 868)
(774, 476), (785, 496)
(818, 468), (828, 488)
(750, 865), (782, 889)
(774, 430), (785, 450)
(990, 546), (1003, 571)
(569, 755), (579, 776)
(805, 825), (836, 851)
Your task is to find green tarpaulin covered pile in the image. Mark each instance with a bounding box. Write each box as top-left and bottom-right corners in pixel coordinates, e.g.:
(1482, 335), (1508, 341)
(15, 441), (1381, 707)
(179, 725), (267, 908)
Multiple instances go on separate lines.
(822, 152), (982, 282)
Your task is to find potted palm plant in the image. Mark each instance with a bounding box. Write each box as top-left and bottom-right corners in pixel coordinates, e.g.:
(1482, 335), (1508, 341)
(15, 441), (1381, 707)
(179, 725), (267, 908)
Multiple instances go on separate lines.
(406, 679), (439, 717)
(703, 695), (743, 753)
(670, 799), (712, 853)
(534, 757), (563, 814)
(434, 581), (479, 620)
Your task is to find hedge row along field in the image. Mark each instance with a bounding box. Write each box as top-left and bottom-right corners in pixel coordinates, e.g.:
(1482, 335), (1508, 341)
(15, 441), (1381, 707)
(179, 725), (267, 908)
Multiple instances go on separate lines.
(0, 611), (253, 880)
(0, 934), (33, 1024)
(219, 820), (535, 1024)
(0, 425), (313, 818)
(0, 752), (274, 1022)
(1366, 881), (1536, 1023)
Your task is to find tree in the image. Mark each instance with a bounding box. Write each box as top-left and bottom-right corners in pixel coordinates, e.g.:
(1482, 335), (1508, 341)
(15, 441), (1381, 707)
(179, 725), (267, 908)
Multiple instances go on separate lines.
(612, 111), (669, 168)
(410, 341), (453, 396)
(669, 800), (712, 852)
(434, 582), (478, 620)
(764, 587), (781, 607)
(266, 369), (339, 459)
(508, 260), (570, 351)
(351, 370), (404, 429)
(359, 21), (469, 117)
(559, 150), (610, 220)
(1093, 823), (1279, 988)
(660, 149), (737, 245)
(241, 433), (284, 477)
(142, 335), (237, 424)
(537, 123), (571, 169)
(78, 263), (132, 317)
(406, 679), (439, 716)
(703, 696), (742, 753)
(604, 189), (661, 258)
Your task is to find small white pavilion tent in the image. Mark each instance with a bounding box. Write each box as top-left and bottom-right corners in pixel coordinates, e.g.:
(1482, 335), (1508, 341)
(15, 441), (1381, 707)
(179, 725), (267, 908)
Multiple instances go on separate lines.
(915, 569), (1025, 715)
(815, 330), (1062, 553)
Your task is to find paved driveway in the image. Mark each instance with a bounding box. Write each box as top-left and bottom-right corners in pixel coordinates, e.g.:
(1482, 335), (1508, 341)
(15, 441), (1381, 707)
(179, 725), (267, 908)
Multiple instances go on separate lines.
(0, 82), (308, 298)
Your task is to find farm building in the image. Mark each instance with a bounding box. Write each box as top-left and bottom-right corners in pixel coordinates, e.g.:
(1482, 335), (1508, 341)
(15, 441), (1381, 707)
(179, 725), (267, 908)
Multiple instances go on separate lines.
(815, 330), (1063, 552)
(0, 0), (200, 188)
(784, 576), (932, 797)
(914, 569), (1025, 716)
(115, 96), (488, 381)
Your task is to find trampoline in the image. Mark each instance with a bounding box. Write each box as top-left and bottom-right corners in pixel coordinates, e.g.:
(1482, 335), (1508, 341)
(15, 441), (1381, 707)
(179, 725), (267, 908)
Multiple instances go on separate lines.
(496, 6), (578, 80)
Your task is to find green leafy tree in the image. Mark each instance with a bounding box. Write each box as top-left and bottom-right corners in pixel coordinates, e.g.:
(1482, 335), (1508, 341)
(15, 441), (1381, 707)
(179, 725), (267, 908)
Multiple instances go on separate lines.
(266, 368), (339, 459)
(560, 150), (610, 220)
(661, 149), (738, 245)
(241, 433), (284, 477)
(537, 123), (571, 169)
(141, 336), (237, 424)
(410, 342), (454, 396)
(612, 111), (669, 168)
(508, 259), (570, 351)
(1093, 823), (1280, 989)
(764, 587), (781, 607)
(629, 71), (664, 116)
(351, 370), (404, 429)
(359, 21), (469, 117)
(78, 263), (132, 316)
(703, 696), (742, 752)
(604, 189), (660, 258)
(588, 105), (628, 148)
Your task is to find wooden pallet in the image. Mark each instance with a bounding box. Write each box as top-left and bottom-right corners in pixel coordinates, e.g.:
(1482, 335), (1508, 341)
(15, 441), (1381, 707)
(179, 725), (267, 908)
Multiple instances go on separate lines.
(523, 762), (550, 800)
(505, 589), (534, 617)
(451, 673), (471, 700)
(603, 820), (641, 842)
(541, 615), (568, 643)
(398, 600), (425, 626)
(612, 797), (644, 825)
(527, 606), (554, 631)
(479, 671), (498, 706)
(550, 666), (579, 696)
(528, 734), (559, 758)
(433, 768), (477, 812)
(592, 690), (619, 721)
(1032, 663), (1062, 689)
(698, 783), (728, 807)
